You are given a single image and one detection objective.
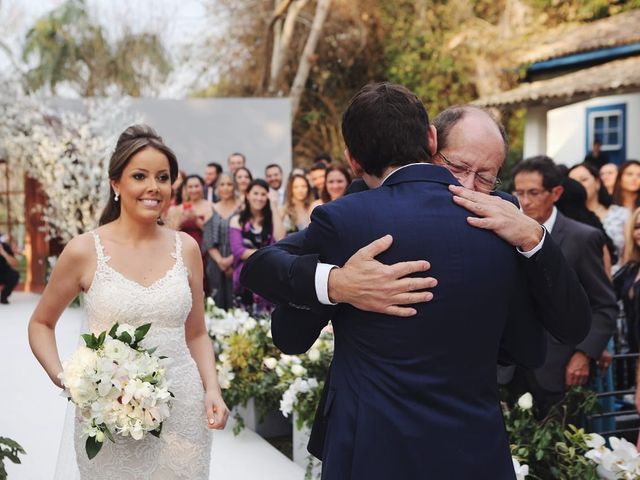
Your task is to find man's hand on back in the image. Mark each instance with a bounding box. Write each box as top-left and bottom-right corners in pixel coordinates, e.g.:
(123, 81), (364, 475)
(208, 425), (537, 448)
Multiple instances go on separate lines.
(327, 235), (437, 317)
(449, 185), (544, 252)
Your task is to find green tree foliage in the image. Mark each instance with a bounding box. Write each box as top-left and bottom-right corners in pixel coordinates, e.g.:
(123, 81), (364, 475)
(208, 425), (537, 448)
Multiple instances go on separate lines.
(22, 0), (171, 96)
(0, 436), (25, 480)
(198, 1), (640, 166)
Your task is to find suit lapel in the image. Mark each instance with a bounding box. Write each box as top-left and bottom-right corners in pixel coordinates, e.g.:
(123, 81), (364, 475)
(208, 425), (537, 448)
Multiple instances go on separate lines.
(549, 211), (568, 248)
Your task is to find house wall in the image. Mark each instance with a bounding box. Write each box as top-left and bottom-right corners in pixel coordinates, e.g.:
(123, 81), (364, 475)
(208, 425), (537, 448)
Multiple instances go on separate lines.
(546, 92), (640, 166)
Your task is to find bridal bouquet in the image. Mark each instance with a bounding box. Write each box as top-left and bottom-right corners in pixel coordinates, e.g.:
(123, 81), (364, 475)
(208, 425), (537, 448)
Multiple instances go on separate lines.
(59, 323), (173, 459)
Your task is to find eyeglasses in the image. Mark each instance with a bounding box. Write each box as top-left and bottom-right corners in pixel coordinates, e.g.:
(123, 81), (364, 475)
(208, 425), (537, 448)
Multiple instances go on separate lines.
(512, 189), (551, 200)
(436, 151), (501, 192)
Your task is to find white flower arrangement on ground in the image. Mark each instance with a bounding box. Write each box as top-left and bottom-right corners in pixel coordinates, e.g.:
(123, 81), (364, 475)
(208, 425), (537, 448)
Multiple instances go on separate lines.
(585, 433), (640, 479)
(59, 323), (173, 459)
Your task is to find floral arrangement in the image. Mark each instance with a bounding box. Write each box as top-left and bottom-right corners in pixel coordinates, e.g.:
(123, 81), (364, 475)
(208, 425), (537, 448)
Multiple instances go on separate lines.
(0, 77), (135, 242)
(206, 300), (282, 433)
(584, 433), (640, 479)
(60, 323), (173, 459)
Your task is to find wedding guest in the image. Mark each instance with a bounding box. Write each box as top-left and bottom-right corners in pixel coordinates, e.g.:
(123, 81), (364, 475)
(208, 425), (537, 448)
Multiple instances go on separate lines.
(600, 163), (618, 196)
(556, 177), (616, 274)
(309, 162), (327, 200)
(584, 140), (609, 170)
(569, 162), (629, 267)
(28, 124), (228, 479)
(312, 165), (351, 208)
(0, 233), (19, 305)
(612, 160), (640, 213)
(229, 179), (284, 311)
(233, 166), (253, 204)
(202, 173), (239, 309)
(204, 162), (222, 203)
(167, 174), (213, 291)
(227, 152), (246, 175)
(313, 152), (333, 166)
(281, 174), (313, 234)
(613, 207), (640, 389)
(291, 167), (307, 177)
(265, 163), (285, 206)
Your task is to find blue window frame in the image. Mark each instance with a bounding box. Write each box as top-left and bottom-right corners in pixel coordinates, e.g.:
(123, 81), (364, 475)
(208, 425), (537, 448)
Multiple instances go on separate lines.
(586, 103), (626, 165)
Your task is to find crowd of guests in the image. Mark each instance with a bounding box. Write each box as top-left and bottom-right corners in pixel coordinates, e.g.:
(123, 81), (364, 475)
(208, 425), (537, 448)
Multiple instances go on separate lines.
(163, 152), (344, 314)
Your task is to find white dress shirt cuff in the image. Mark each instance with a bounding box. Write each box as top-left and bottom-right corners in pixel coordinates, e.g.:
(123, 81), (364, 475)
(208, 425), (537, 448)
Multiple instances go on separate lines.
(517, 227), (546, 258)
(315, 262), (338, 305)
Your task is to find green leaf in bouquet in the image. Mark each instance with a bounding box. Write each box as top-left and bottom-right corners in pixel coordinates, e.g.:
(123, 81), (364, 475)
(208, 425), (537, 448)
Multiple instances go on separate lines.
(150, 423), (163, 438)
(97, 331), (106, 347)
(81, 334), (98, 350)
(119, 332), (132, 345)
(85, 436), (102, 460)
(145, 346), (158, 355)
(135, 323), (152, 342)
(103, 426), (115, 443)
(108, 323), (119, 339)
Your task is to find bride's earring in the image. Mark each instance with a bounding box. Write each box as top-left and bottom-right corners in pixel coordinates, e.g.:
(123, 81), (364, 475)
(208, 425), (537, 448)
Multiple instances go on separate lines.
(114, 191), (120, 202)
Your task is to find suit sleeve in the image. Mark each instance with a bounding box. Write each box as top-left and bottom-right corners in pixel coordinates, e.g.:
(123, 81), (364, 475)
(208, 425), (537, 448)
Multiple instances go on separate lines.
(240, 230), (332, 313)
(271, 306), (330, 354)
(498, 262), (547, 368)
(573, 230), (618, 358)
(519, 233), (592, 344)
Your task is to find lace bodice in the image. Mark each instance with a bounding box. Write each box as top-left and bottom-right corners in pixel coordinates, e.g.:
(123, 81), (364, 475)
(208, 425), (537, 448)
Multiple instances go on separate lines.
(73, 230), (211, 479)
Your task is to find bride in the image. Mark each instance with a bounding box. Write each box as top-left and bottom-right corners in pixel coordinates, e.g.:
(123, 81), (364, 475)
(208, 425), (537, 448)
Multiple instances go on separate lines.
(28, 124), (229, 479)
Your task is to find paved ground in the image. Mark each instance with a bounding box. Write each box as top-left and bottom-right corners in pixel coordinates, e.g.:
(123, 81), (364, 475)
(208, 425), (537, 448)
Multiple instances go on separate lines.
(1, 292), (303, 479)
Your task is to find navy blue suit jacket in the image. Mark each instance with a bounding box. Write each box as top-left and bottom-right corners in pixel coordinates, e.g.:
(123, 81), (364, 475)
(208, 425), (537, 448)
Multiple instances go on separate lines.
(296, 164), (541, 479)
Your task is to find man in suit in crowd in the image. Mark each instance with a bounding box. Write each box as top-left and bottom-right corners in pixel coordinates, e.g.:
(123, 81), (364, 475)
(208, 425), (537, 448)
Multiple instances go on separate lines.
(227, 152), (246, 175)
(508, 156), (618, 415)
(0, 233), (19, 304)
(241, 104), (591, 460)
(204, 162), (222, 203)
(265, 163), (285, 206)
(248, 82), (552, 479)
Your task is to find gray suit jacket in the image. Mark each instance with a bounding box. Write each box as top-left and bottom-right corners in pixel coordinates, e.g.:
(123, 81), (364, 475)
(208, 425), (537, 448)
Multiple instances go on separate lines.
(534, 211), (618, 392)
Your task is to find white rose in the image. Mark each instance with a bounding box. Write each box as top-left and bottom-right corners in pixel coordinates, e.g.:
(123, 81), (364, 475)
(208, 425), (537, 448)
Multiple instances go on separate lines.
(517, 392), (533, 411)
(291, 365), (307, 377)
(307, 349), (321, 362)
(207, 297), (215, 306)
(263, 357), (278, 370)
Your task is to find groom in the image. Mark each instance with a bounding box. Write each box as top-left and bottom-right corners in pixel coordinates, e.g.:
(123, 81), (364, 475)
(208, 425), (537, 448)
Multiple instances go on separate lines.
(278, 83), (544, 479)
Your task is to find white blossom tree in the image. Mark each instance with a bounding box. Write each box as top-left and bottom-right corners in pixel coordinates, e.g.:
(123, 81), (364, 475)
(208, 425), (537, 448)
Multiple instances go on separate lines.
(0, 79), (135, 242)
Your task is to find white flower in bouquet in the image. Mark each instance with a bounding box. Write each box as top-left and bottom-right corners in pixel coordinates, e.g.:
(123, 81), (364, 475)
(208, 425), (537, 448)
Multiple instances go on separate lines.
(584, 434), (640, 479)
(307, 348), (321, 362)
(511, 457), (529, 480)
(517, 392), (533, 411)
(291, 365), (307, 377)
(263, 357), (278, 370)
(59, 323), (173, 460)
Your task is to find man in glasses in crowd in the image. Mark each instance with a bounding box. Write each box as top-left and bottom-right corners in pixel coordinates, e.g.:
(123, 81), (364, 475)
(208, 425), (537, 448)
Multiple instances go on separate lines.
(505, 155), (617, 415)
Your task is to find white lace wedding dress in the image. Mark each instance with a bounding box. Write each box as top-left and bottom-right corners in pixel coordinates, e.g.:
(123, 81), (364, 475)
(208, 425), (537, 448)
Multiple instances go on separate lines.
(63, 230), (211, 479)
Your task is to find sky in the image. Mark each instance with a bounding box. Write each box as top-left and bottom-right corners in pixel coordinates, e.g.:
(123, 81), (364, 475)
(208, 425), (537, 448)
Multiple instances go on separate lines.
(0, 0), (215, 97)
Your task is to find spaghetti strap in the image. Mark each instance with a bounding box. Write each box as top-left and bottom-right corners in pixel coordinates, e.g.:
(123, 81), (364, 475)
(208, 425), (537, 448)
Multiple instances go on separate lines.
(171, 231), (184, 267)
(90, 231), (110, 265)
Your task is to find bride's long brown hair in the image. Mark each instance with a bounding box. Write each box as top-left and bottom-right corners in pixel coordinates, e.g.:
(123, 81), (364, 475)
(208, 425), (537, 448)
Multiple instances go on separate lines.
(99, 124), (179, 225)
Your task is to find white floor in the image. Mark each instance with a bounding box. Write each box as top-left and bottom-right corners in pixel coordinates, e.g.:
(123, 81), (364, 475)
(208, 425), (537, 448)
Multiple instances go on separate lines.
(1, 292), (304, 479)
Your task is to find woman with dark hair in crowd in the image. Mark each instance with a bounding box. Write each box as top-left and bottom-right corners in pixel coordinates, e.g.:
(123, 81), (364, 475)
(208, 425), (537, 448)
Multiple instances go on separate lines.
(172, 170), (186, 206)
(233, 166), (253, 204)
(612, 160), (640, 213)
(28, 124), (228, 478)
(167, 174), (213, 290)
(569, 162), (629, 267)
(556, 176), (616, 274)
(281, 174), (314, 234)
(202, 173), (239, 309)
(312, 165), (351, 209)
(229, 179), (284, 312)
